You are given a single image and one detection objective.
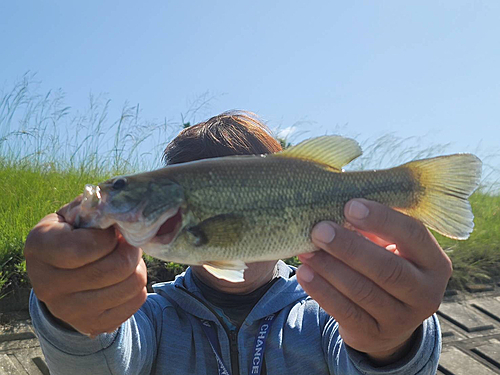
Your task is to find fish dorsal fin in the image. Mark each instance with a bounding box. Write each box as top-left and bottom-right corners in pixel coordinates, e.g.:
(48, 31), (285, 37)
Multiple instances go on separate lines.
(273, 135), (362, 171)
(203, 261), (248, 282)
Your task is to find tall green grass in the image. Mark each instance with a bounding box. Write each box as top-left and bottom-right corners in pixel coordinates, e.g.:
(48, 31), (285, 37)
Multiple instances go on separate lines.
(1, 75), (499, 298)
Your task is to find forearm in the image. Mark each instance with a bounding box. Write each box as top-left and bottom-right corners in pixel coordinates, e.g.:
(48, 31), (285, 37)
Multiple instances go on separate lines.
(324, 315), (441, 374)
(30, 291), (156, 375)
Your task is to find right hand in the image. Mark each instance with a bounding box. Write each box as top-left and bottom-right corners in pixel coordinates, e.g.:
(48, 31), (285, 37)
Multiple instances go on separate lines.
(24, 196), (148, 337)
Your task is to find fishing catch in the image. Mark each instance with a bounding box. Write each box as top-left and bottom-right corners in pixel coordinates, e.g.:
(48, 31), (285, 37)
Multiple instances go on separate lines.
(74, 136), (482, 282)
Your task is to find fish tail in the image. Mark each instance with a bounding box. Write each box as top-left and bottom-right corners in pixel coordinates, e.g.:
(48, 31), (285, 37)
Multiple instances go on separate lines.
(400, 154), (482, 240)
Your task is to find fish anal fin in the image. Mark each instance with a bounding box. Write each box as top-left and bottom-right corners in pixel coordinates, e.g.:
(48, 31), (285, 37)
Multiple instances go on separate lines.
(203, 260), (248, 282)
(273, 135), (362, 171)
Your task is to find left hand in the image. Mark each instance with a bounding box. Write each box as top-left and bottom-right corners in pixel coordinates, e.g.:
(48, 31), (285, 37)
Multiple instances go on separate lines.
(297, 199), (452, 365)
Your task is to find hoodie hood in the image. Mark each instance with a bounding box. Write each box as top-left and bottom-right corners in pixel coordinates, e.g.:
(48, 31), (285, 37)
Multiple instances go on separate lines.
(152, 260), (309, 324)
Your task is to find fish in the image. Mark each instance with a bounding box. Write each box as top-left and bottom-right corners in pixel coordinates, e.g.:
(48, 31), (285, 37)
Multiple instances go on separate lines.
(73, 136), (482, 282)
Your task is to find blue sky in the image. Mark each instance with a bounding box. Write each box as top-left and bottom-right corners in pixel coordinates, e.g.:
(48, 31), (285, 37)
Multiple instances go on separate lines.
(1, 1), (499, 176)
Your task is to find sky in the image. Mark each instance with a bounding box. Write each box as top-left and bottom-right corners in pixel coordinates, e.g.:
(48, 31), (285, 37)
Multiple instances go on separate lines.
(1, 1), (499, 179)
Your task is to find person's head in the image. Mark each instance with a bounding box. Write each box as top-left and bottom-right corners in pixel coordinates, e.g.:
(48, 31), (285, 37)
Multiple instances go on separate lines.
(163, 110), (282, 164)
(163, 110), (282, 294)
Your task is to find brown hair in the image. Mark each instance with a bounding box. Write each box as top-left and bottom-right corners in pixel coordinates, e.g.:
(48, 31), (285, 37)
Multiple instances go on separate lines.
(162, 110), (282, 165)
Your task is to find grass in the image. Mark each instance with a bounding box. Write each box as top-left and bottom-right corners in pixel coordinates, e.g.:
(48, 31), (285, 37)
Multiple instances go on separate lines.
(0, 74), (499, 299)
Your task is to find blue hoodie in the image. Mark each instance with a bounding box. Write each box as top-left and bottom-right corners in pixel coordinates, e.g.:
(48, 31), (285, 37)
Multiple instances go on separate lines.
(30, 261), (441, 374)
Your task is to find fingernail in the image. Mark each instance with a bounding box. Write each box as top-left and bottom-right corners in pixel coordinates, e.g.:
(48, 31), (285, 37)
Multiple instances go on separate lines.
(347, 200), (369, 220)
(298, 252), (316, 260)
(298, 264), (314, 282)
(312, 222), (336, 243)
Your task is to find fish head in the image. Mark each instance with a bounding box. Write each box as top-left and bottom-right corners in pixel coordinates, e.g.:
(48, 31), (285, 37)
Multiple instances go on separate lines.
(75, 173), (186, 247)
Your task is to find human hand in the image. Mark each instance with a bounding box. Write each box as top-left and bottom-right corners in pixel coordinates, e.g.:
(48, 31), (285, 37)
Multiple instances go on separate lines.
(24, 196), (147, 337)
(297, 199), (452, 365)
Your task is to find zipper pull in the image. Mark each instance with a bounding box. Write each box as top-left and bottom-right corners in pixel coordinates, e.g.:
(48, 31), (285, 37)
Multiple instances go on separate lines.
(230, 330), (238, 348)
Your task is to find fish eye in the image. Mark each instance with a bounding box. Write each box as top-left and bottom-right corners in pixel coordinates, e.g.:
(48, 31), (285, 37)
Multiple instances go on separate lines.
(111, 177), (127, 190)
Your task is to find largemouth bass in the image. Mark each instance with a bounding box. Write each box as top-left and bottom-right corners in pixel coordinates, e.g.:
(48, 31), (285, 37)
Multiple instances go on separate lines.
(74, 136), (482, 282)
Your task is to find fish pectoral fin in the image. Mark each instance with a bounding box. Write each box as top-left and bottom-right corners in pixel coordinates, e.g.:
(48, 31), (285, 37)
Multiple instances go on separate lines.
(273, 135), (362, 171)
(203, 261), (248, 283)
(190, 214), (245, 248)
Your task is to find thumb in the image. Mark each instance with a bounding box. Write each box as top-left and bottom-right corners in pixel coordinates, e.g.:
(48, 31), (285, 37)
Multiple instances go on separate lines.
(57, 194), (83, 225)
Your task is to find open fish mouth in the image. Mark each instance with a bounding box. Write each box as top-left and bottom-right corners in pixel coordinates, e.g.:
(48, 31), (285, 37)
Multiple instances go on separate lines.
(152, 207), (183, 245)
(115, 206), (183, 247)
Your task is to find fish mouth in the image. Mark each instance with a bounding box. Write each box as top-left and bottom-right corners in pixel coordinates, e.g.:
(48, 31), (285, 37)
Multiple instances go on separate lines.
(113, 205), (183, 247)
(153, 207), (183, 245)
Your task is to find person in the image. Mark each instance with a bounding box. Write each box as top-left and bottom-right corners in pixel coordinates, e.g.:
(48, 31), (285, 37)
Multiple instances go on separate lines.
(25, 111), (450, 375)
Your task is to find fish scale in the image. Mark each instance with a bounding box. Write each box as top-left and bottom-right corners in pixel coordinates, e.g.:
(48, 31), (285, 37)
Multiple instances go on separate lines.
(167, 159), (414, 263)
